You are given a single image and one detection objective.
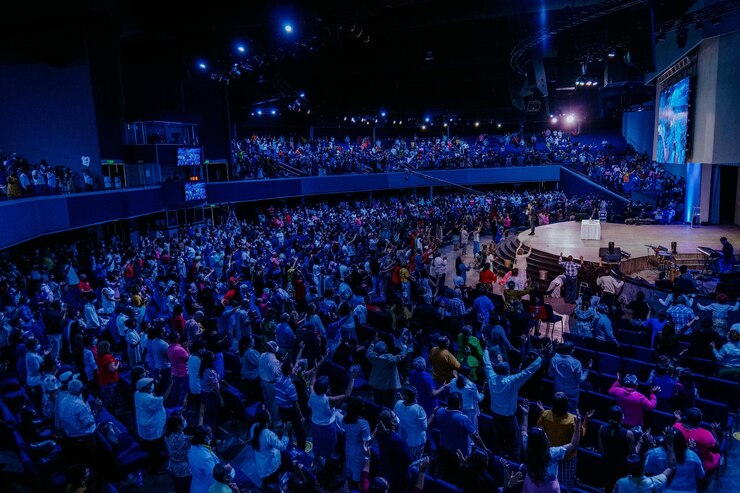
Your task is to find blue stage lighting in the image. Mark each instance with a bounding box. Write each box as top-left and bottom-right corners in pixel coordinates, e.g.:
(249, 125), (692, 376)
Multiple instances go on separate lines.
(424, 117), (430, 123)
(380, 111), (387, 117)
(299, 92), (305, 98)
(271, 109), (277, 115)
(197, 62), (207, 70)
(284, 24), (293, 33)
(256, 109), (263, 116)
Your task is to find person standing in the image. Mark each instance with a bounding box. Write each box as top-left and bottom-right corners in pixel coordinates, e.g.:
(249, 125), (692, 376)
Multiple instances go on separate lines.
(719, 237), (735, 273)
(482, 346), (544, 458)
(558, 253), (583, 304)
(366, 337), (409, 408)
(527, 203), (537, 235)
(167, 332), (190, 407)
(548, 342), (591, 412)
(273, 360), (306, 451)
(134, 377), (169, 473)
(259, 341), (282, 424)
(394, 386), (427, 461)
(608, 373), (658, 428)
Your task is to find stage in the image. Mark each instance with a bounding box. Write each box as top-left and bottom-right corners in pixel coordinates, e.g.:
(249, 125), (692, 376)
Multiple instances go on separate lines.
(517, 222), (740, 264)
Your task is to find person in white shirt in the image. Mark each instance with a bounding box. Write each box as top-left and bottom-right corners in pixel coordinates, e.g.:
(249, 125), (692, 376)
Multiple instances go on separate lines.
(248, 407), (288, 487)
(596, 269), (624, 306)
(394, 386), (428, 460)
(259, 342), (282, 425)
(134, 377), (169, 472)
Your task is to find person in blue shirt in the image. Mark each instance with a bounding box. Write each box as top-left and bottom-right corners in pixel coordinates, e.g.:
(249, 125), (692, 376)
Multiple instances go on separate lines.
(275, 313), (296, 359)
(473, 292), (495, 326)
(482, 340), (544, 459)
(645, 311), (669, 345)
(548, 342), (591, 412)
(429, 392), (488, 484)
(594, 304), (619, 349)
(644, 428), (704, 493)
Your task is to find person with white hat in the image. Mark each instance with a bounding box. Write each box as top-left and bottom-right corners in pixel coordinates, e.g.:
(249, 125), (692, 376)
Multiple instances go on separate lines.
(54, 371), (80, 436)
(135, 376), (170, 473)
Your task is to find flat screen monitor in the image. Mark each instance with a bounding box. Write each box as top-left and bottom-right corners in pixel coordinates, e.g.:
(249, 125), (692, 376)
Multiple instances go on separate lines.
(656, 76), (690, 164)
(177, 147), (202, 166)
(184, 182), (206, 202)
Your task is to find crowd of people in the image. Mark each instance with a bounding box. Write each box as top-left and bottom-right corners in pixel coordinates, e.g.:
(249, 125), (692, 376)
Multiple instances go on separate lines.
(0, 188), (734, 493)
(1, 152), (101, 199)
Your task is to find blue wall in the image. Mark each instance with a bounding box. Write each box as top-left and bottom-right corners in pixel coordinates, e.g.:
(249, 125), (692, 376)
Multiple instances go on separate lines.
(0, 61), (101, 175)
(0, 166), (561, 249)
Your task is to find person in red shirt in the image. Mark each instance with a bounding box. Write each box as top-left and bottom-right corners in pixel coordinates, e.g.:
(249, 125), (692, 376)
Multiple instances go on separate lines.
(78, 274), (92, 295)
(96, 340), (120, 409)
(171, 304), (186, 339)
(673, 407), (721, 474)
(479, 263), (497, 287)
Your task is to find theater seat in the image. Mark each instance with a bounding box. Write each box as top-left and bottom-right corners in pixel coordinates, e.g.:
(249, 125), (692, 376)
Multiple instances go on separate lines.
(576, 447), (606, 489)
(94, 407), (148, 480)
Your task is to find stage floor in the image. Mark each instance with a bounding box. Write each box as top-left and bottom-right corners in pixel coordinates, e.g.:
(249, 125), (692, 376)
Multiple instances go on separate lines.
(517, 222), (740, 263)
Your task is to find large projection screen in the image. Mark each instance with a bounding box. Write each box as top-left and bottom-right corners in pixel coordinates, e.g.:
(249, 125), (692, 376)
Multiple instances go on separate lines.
(656, 76), (690, 164)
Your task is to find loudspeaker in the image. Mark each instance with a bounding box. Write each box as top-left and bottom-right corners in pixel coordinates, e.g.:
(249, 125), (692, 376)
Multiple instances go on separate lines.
(599, 247), (622, 263)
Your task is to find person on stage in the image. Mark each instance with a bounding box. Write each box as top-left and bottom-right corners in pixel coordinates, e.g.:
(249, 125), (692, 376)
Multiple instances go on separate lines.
(526, 203), (537, 236)
(719, 237), (735, 273)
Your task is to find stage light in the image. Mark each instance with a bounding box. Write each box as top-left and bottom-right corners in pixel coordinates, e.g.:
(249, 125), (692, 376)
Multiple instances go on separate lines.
(551, 117), (558, 124)
(380, 111), (387, 117)
(424, 117), (430, 123)
(256, 109), (263, 116)
(608, 50), (616, 58)
(284, 24), (293, 33)
(585, 81), (593, 86)
(344, 116), (347, 121)
(237, 45), (246, 53)
(421, 125), (427, 130)
(271, 109), (277, 115)
(565, 114), (575, 124)
(351, 117), (356, 123)
(197, 62), (207, 70)
(250, 112), (254, 116)
(392, 120), (396, 125)
(496, 123), (502, 128)
(299, 92), (305, 98)
(443, 123), (448, 127)
(474, 122), (480, 127)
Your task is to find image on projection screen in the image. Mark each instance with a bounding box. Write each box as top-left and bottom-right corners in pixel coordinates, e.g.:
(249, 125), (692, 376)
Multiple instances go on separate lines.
(656, 76), (690, 164)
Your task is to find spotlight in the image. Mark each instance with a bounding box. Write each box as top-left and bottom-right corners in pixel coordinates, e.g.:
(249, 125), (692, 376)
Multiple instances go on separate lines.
(256, 109), (263, 116)
(237, 45), (246, 53)
(474, 122), (480, 127)
(284, 24), (293, 33)
(344, 116), (347, 121)
(392, 120), (396, 125)
(608, 50), (616, 58)
(421, 125), (427, 130)
(443, 123), (448, 127)
(551, 117), (558, 124)
(351, 117), (356, 123)
(496, 123), (502, 128)
(585, 81), (593, 86)
(424, 117), (430, 123)
(380, 111), (387, 117)
(299, 92), (305, 98)
(197, 62), (207, 70)
(271, 109), (277, 115)
(565, 114), (575, 124)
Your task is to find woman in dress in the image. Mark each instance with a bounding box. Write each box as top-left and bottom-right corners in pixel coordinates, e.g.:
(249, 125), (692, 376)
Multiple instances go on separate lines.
(165, 414), (194, 493)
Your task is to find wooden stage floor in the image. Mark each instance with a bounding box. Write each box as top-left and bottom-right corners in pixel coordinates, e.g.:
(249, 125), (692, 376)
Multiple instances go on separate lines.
(517, 222), (740, 263)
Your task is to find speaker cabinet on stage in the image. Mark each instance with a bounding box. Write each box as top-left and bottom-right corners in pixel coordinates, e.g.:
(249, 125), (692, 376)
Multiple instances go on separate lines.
(599, 247), (622, 263)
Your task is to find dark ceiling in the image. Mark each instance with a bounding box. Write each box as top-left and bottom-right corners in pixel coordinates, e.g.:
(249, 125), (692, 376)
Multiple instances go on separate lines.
(0, 0), (698, 120)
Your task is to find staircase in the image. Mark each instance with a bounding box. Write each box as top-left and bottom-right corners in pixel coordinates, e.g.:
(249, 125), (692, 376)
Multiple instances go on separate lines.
(494, 233), (602, 288)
